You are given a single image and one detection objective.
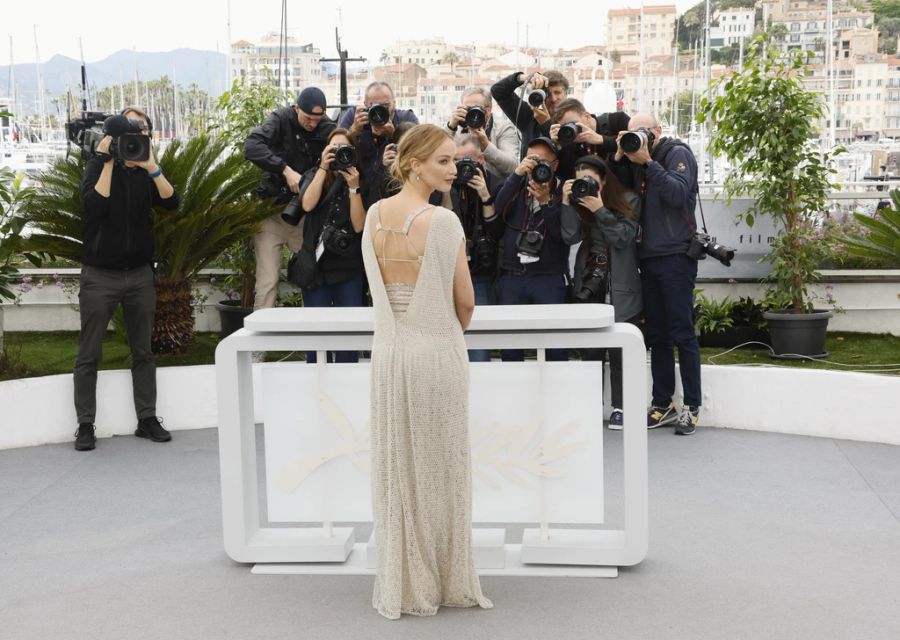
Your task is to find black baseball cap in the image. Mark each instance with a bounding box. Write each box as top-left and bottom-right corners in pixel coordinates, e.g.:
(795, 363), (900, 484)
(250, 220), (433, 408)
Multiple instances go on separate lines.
(297, 87), (327, 114)
(574, 155), (608, 177)
(528, 136), (559, 157)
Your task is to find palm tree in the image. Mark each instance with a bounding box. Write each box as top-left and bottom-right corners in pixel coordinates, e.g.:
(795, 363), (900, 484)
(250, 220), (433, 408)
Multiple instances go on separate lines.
(21, 135), (278, 354)
(441, 52), (461, 74)
(839, 189), (900, 268)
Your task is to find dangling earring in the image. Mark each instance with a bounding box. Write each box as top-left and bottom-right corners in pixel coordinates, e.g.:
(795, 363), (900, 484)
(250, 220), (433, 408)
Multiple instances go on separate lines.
(415, 174), (421, 182)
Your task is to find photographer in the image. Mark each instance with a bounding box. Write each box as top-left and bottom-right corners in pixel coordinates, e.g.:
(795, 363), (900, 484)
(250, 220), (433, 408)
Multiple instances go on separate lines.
(560, 156), (641, 429)
(444, 87), (518, 179)
(619, 113), (701, 435)
(550, 98), (631, 182)
(339, 81), (419, 207)
(430, 134), (500, 361)
(288, 128), (366, 363)
(491, 71), (569, 158)
(244, 87), (335, 311)
(487, 137), (576, 362)
(74, 107), (180, 451)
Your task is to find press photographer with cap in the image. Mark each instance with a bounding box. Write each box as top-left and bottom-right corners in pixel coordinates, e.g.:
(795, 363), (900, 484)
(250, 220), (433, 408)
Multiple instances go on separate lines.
(487, 136), (577, 362)
(73, 106), (180, 451)
(244, 87), (335, 310)
(618, 113), (702, 435)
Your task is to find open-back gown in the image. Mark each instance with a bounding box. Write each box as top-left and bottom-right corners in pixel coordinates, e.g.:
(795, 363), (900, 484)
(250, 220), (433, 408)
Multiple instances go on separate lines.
(362, 201), (493, 620)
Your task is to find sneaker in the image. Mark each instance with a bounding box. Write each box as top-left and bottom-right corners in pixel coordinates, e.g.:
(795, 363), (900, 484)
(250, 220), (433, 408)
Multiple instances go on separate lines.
(74, 423), (96, 451)
(647, 404), (678, 428)
(675, 406), (700, 436)
(135, 416), (172, 443)
(608, 408), (624, 430)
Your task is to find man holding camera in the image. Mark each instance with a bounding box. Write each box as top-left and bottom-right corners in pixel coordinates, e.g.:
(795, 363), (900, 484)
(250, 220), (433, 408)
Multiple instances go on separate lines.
(491, 71), (569, 159)
(339, 81), (419, 207)
(244, 87), (335, 310)
(487, 137), (576, 362)
(550, 98), (632, 182)
(430, 134), (500, 361)
(444, 87), (518, 180)
(619, 113), (701, 435)
(74, 107), (180, 451)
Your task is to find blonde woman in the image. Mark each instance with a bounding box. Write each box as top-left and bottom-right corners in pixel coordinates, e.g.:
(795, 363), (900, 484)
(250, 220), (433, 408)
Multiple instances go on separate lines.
(362, 124), (493, 619)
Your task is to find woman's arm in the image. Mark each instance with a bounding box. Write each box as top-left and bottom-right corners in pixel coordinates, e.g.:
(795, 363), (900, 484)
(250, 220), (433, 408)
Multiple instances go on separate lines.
(300, 166), (327, 213)
(453, 240), (475, 330)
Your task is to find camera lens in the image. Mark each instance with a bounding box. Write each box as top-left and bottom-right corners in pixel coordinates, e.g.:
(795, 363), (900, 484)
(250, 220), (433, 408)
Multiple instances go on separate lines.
(455, 158), (478, 184)
(532, 160), (553, 184)
(333, 144), (357, 170)
(571, 176), (597, 200)
(528, 89), (546, 107)
(465, 106), (486, 130)
(117, 133), (150, 162)
(281, 196), (303, 226)
(558, 122), (579, 146)
(368, 103), (390, 126)
(620, 131), (645, 154)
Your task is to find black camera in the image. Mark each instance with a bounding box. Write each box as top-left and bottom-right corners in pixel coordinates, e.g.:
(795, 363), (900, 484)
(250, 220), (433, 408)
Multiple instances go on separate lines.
(557, 122), (580, 146)
(527, 89), (546, 107)
(472, 235), (497, 272)
(571, 175), (599, 202)
(620, 127), (655, 155)
(332, 144), (357, 170)
(66, 111), (150, 162)
(686, 232), (735, 267)
(365, 103), (390, 127)
(464, 106), (486, 130)
(455, 157), (479, 185)
(321, 224), (354, 256)
(281, 196), (304, 226)
(516, 229), (545, 257)
(575, 255), (609, 303)
(531, 159), (554, 184)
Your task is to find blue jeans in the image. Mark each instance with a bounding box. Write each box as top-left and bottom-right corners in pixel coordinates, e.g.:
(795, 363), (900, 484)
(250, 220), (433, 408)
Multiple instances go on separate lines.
(302, 275), (365, 363)
(469, 274), (495, 362)
(641, 254), (702, 407)
(497, 273), (569, 362)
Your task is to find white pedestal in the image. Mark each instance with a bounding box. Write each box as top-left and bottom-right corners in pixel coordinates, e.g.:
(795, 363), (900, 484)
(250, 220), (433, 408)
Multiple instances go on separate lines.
(521, 528), (625, 566)
(247, 526), (355, 563)
(365, 528), (507, 570)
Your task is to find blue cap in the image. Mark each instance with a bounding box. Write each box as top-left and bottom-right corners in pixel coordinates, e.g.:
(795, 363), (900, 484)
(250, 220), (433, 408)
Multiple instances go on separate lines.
(297, 87), (327, 114)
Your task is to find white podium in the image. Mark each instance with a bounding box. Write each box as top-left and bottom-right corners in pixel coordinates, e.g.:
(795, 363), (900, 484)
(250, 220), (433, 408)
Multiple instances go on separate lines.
(216, 304), (647, 577)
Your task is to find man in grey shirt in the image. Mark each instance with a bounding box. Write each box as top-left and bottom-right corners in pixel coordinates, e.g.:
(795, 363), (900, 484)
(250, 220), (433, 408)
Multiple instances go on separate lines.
(444, 86), (518, 180)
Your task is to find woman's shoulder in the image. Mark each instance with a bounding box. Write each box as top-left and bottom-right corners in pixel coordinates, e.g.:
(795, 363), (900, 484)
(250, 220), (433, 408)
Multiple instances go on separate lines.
(430, 205), (463, 234)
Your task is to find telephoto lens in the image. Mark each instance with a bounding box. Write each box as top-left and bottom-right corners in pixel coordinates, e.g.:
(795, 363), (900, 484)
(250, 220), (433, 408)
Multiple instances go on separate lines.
(557, 122), (580, 146)
(531, 159), (554, 184)
(332, 144), (357, 170)
(527, 89), (546, 107)
(367, 103), (390, 126)
(281, 196), (304, 226)
(571, 175), (599, 201)
(464, 106), (486, 130)
(455, 157), (478, 185)
(620, 127), (656, 154)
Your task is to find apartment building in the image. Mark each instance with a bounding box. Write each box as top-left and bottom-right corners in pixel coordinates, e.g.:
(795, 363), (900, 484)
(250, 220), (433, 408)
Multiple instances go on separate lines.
(710, 7), (756, 49)
(608, 5), (677, 59)
(229, 34), (322, 90)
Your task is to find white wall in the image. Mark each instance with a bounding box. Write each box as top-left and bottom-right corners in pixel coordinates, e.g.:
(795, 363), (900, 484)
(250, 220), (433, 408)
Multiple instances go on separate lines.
(2, 363), (898, 450)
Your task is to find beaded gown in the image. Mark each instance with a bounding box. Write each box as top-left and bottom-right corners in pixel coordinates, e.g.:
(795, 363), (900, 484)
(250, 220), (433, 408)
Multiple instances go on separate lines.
(361, 201), (493, 619)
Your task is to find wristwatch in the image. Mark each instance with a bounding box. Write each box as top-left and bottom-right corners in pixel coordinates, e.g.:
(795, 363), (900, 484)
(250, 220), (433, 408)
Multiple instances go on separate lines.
(95, 151), (113, 164)
(481, 195), (494, 206)
(348, 186), (360, 194)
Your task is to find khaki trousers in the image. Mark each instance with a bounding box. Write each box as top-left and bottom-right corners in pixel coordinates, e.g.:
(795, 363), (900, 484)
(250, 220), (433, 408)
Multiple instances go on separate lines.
(253, 214), (304, 310)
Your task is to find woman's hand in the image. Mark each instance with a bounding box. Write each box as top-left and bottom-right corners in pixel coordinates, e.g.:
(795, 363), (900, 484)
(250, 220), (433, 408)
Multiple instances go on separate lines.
(320, 144), (336, 169)
(561, 179), (573, 206)
(340, 167), (361, 190)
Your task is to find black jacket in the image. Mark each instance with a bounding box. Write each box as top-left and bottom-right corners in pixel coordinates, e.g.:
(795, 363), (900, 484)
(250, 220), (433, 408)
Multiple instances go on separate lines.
(295, 169), (363, 288)
(491, 72), (551, 159)
(244, 107), (335, 199)
(80, 157), (180, 269)
(487, 172), (574, 277)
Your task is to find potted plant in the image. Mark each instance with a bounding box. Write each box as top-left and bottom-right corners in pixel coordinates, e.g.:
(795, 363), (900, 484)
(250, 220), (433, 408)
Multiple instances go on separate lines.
(699, 36), (844, 358)
(208, 76), (291, 336)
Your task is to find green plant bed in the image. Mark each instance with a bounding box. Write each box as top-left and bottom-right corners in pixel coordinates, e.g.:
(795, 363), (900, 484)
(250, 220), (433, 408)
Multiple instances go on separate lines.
(0, 332), (307, 381)
(699, 332), (900, 372)
(2, 331), (898, 381)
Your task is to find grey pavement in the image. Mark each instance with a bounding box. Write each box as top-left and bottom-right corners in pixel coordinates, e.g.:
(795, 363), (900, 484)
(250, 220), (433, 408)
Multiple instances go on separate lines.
(1, 425), (899, 640)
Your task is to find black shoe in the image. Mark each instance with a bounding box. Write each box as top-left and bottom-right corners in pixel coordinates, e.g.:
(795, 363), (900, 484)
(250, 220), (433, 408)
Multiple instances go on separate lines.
(135, 416), (172, 443)
(74, 423), (96, 451)
(675, 406), (700, 436)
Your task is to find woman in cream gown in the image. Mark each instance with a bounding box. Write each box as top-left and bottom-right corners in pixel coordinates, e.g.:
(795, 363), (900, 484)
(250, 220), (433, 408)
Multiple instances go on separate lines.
(361, 124), (493, 619)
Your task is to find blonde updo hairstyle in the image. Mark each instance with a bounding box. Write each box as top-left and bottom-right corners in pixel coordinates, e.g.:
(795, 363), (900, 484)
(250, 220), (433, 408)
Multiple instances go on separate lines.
(389, 124), (454, 187)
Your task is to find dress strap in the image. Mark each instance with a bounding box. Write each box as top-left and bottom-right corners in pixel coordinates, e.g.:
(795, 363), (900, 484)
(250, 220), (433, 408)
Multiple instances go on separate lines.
(401, 204), (434, 235)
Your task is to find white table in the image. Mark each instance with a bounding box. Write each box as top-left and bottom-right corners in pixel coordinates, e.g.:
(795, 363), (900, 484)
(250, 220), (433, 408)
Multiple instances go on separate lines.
(216, 304), (647, 576)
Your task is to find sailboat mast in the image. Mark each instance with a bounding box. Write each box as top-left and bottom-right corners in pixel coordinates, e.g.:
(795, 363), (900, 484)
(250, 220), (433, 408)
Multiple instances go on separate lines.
(33, 24), (47, 142)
